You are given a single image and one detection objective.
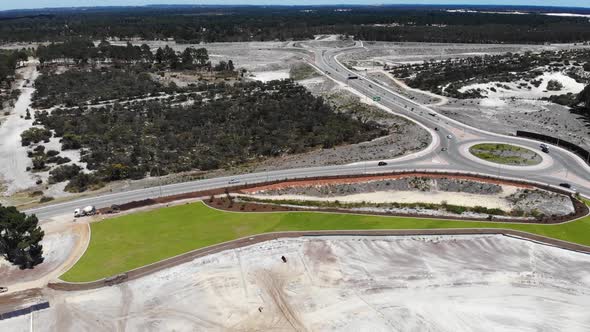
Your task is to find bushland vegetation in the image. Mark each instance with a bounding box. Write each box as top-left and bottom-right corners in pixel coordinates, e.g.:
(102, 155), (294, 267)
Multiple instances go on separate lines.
(33, 80), (387, 192)
(391, 49), (590, 98)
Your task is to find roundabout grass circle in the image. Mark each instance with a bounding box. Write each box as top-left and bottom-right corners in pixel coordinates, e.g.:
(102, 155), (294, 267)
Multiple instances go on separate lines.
(468, 143), (542, 166)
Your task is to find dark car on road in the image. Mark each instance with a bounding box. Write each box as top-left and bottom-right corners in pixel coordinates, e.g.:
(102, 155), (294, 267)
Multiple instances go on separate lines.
(378, 161), (388, 166)
(559, 183), (571, 189)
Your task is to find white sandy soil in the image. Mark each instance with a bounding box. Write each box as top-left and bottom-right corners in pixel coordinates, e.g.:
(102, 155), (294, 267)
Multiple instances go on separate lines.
(249, 69), (290, 82)
(459, 72), (586, 99)
(4, 235), (589, 331)
(242, 189), (518, 210)
(0, 61), (39, 195)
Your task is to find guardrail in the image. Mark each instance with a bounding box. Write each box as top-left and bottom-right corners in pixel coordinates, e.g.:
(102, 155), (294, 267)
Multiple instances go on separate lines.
(516, 130), (590, 165)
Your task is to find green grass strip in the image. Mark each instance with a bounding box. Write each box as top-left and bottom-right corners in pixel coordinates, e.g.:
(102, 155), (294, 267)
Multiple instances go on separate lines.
(61, 201), (590, 282)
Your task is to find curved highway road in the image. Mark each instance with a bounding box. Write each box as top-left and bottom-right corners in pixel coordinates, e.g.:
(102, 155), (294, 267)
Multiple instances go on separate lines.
(26, 42), (590, 220)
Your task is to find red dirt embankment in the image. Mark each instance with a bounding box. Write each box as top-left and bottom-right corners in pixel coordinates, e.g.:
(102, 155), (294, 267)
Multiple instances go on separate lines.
(100, 171), (587, 224)
(240, 172), (534, 193)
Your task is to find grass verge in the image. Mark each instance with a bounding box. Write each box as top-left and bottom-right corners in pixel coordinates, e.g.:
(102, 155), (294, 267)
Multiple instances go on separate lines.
(61, 201), (590, 282)
(469, 143), (540, 166)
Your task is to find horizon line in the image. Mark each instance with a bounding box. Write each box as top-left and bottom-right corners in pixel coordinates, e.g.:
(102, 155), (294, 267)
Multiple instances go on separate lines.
(1, 3), (589, 13)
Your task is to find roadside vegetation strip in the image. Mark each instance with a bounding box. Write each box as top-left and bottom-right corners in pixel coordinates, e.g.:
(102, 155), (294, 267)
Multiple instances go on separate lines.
(469, 143), (541, 166)
(61, 201), (590, 283)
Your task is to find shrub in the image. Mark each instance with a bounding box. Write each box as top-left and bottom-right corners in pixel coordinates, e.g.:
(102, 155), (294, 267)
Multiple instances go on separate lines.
(65, 172), (102, 193)
(46, 150), (60, 157)
(21, 127), (51, 146)
(39, 196), (54, 203)
(49, 164), (82, 184)
(60, 133), (82, 150)
(31, 156), (46, 170)
(546, 79), (564, 91)
(29, 190), (43, 197)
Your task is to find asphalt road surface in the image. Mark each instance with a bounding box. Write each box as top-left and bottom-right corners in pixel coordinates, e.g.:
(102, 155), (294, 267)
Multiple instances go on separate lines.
(26, 42), (590, 221)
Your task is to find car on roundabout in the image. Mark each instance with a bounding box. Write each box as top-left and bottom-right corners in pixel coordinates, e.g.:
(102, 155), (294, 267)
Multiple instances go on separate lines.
(378, 161), (388, 166)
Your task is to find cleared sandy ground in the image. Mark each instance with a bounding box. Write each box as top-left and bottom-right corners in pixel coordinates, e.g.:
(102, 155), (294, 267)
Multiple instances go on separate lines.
(242, 189), (518, 210)
(0, 61), (39, 194)
(3, 234), (589, 331)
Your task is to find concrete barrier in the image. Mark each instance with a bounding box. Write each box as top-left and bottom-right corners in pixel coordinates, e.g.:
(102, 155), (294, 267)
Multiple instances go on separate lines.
(0, 301), (49, 321)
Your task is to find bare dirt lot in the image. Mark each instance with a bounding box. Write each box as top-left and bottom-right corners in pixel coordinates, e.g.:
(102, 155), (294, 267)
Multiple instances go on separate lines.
(3, 234), (589, 331)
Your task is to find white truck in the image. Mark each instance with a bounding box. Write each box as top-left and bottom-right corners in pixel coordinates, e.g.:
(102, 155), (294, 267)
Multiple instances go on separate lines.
(74, 205), (96, 218)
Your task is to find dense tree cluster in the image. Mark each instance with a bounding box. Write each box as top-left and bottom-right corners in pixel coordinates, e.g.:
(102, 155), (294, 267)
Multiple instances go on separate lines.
(20, 127), (51, 146)
(0, 6), (589, 44)
(32, 67), (169, 108)
(37, 39), (213, 70)
(0, 49), (27, 83)
(34, 80), (387, 191)
(0, 205), (44, 269)
(392, 49), (590, 98)
(48, 164), (82, 184)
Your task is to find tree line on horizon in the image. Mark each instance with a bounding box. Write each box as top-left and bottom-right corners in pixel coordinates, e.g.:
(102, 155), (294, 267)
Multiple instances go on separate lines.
(0, 7), (589, 44)
(36, 39), (234, 72)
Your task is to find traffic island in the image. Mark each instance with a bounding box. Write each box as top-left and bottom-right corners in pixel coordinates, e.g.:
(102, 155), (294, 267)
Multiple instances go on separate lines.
(469, 143), (542, 166)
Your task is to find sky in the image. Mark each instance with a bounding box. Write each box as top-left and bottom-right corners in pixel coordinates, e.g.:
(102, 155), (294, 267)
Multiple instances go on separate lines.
(0, 1), (588, 11)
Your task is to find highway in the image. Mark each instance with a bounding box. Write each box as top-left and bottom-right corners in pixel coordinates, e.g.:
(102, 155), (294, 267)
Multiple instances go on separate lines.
(26, 42), (590, 220)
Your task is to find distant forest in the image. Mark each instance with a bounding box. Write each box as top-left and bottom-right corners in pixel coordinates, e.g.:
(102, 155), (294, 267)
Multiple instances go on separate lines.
(0, 6), (590, 44)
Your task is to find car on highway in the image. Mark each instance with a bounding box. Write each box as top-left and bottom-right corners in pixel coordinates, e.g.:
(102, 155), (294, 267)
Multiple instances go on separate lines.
(378, 161), (388, 166)
(0, 286), (7, 293)
(228, 178), (240, 184)
(441, 147), (447, 151)
(559, 183), (571, 189)
(446, 135), (453, 139)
